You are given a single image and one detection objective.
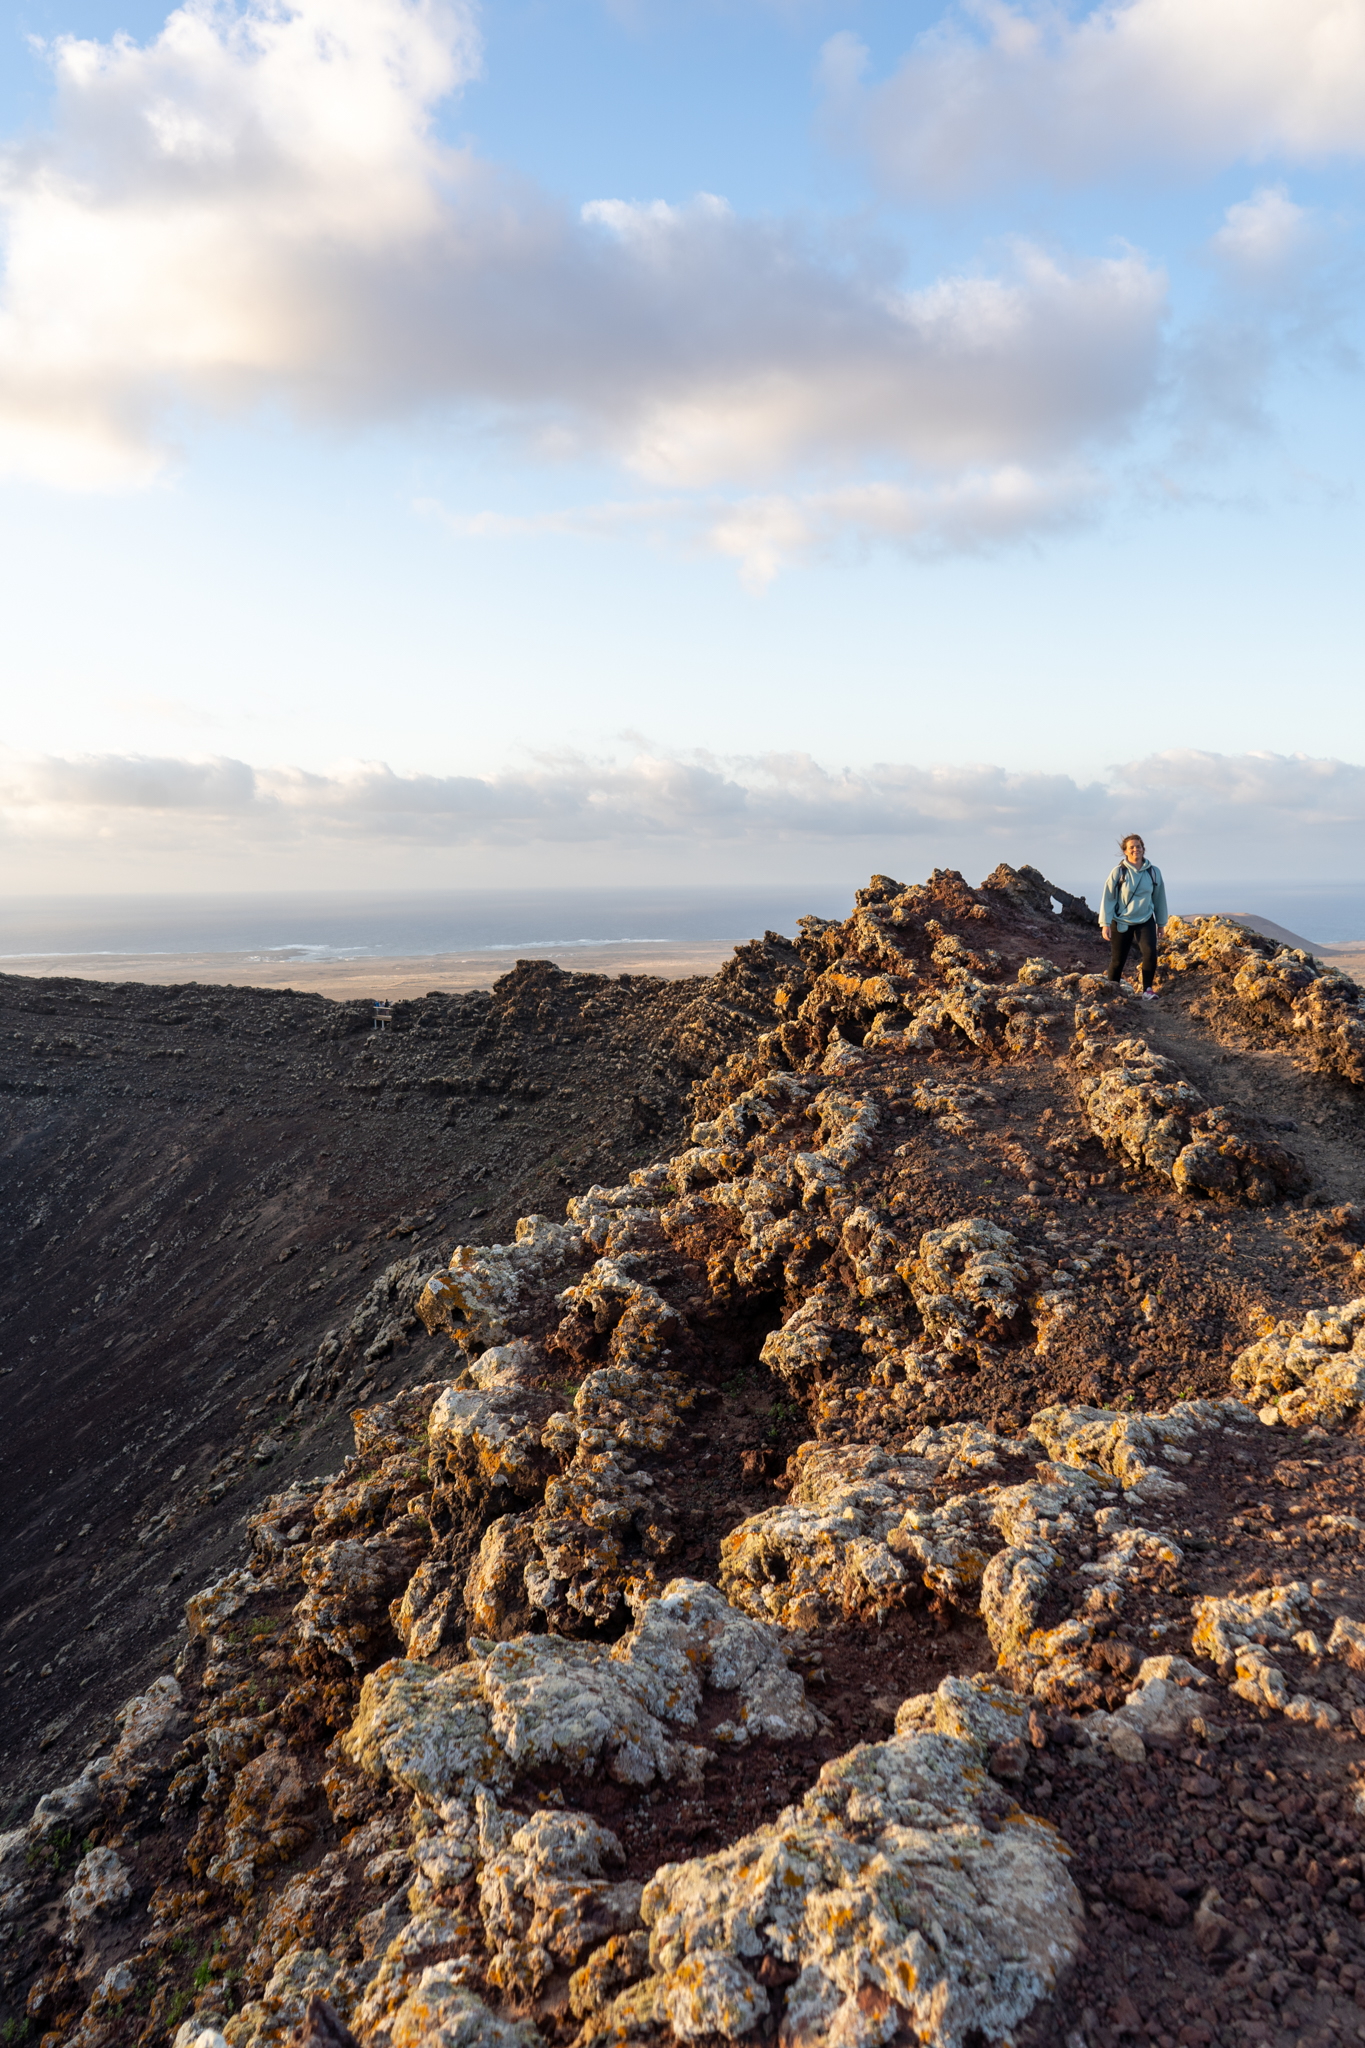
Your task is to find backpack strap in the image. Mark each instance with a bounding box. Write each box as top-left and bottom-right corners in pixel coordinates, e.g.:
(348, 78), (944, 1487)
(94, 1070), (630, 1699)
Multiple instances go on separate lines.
(1113, 860), (1151, 925)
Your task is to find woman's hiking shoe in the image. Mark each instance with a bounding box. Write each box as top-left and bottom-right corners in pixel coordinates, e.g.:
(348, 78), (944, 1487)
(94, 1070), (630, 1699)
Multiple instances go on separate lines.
(1140, 988), (1158, 1001)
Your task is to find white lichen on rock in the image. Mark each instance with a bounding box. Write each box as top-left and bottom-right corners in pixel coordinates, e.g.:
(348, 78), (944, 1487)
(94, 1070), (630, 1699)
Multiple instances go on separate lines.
(1232, 1298), (1365, 1427)
(417, 1217), (591, 1351)
(903, 1219), (1031, 1360)
(583, 1727), (1082, 2048)
(64, 1846), (132, 1924)
(346, 1579), (816, 1804)
(480, 1809), (643, 1998)
(344, 1660), (512, 1803)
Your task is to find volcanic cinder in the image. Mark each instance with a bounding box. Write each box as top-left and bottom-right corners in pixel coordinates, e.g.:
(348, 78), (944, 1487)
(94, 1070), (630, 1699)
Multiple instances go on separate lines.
(4, 865), (1365, 2048)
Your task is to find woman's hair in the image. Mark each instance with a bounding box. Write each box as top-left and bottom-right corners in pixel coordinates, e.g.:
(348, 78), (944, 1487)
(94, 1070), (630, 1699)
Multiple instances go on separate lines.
(1118, 833), (1145, 853)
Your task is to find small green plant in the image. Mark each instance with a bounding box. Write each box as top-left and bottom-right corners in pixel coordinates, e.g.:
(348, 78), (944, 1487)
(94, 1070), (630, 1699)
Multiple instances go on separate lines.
(4, 2013), (32, 2043)
(247, 1618), (276, 1638)
(168, 1934), (187, 1958)
(765, 1399), (793, 1441)
(28, 1827), (73, 1875)
(165, 1990), (191, 2027)
(192, 1962), (214, 1992)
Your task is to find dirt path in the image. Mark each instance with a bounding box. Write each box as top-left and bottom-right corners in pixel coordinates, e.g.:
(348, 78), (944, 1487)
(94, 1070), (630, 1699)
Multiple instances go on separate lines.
(1139, 977), (1365, 1210)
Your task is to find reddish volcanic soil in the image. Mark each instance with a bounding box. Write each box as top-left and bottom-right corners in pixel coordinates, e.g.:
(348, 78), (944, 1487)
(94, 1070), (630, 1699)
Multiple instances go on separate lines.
(4, 869), (1365, 2048)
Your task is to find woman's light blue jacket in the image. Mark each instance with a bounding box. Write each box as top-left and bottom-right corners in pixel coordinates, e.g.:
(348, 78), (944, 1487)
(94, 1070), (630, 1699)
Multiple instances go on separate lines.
(1100, 861), (1168, 931)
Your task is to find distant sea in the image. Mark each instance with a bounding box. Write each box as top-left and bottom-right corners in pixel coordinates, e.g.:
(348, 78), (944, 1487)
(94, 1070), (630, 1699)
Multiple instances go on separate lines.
(0, 887), (860, 963)
(3, 879), (1364, 963)
(1174, 882), (1365, 945)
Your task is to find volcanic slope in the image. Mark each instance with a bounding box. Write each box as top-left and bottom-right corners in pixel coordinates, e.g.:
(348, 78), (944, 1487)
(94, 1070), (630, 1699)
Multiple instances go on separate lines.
(5, 868), (1365, 2048)
(0, 942), (803, 1811)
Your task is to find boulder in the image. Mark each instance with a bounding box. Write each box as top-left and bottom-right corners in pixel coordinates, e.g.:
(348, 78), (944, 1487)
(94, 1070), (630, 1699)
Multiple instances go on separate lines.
(586, 1730), (1083, 2048)
(902, 1219), (1031, 1361)
(480, 1809), (643, 1997)
(1081, 1038), (1307, 1204)
(343, 1662), (510, 1804)
(387, 1972), (542, 2048)
(64, 1846), (132, 1923)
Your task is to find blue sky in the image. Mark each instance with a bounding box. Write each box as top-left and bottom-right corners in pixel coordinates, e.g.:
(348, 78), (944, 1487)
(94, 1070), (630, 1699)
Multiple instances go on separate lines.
(1, 0), (1364, 891)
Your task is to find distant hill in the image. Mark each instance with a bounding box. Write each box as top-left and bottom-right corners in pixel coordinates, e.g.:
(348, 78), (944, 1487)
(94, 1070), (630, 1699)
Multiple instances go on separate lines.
(1221, 911), (1324, 952)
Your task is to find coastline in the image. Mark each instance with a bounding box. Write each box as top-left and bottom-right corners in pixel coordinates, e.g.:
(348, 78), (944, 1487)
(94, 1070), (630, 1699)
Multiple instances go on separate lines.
(0, 938), (741, 998)
(3, 926), (1362, 1000)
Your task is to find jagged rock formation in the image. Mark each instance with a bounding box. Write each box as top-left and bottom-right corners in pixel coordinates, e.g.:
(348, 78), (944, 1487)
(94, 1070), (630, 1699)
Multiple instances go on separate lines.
(1079, 1037), (1310, 1207)
(1162, 915), (1365, 1087)
(1231, 1297), (1365, 1428)
(980, 863), (1097, 928)
(6, 869), (1365, 2048)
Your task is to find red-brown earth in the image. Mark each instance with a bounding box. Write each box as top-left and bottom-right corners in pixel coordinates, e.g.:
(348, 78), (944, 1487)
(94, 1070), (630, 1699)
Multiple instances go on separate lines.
(3, 867), (1365, 2048)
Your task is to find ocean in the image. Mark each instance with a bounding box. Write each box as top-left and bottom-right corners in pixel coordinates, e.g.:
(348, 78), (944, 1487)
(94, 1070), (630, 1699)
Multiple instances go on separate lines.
(0, 886), (861, 964)
(2, 878), (1364, 964)
(1174, 882), (1365, 945)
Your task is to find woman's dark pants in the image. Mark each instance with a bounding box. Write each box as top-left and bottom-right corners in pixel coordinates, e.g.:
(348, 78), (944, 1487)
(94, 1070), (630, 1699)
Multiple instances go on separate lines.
(1108, 918), (1158, 991)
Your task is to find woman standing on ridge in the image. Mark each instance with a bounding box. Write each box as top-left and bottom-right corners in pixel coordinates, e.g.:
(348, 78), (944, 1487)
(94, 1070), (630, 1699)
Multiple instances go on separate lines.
(1100, 833), (1168, 1001)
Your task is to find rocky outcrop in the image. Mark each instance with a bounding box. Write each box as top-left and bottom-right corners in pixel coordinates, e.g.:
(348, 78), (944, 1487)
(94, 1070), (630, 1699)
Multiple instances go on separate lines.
(1231, 1296), (1365, 1426)
(416, 1218), (592, 1354)
(904, 1218), (1033, 1358)
(582, 1721), (1084, 2048)
(1162, 914), (1365, 1086)
(347, 1578), (818, 1803)
(980, 862), (1097, 928)
(1080, 1036), (1309, 1205)
(16, 866), (1365, 2048)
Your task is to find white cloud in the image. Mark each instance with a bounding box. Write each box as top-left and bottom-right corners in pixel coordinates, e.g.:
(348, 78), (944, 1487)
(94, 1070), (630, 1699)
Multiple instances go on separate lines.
(0, 0), (482, 485)
(5, 744), (1365, 890)
(425, 464), (1106, 583)
(703, 466), (1106, 583)
(1110, 747), (1365, 831)
(1212, 187), (1312, 270)
(822, 0), (1365, 197)
(580, 192), (733, 241)
(1208, 185), (1328, 296)
(0, 0), (1166, 522)
(5, 744), (1099, 843)
(11, 752), (258, 810)
(1166, 186), (1353, 456)
(610, 244), (1164, 487)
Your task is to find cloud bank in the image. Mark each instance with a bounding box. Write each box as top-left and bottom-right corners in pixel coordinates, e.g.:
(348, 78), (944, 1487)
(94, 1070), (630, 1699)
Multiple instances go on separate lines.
(0, 0), (1354, 575)
(0, 0), (1165, 559)
(821, 0), (1365, 198)
(5, 744), (1365, 888)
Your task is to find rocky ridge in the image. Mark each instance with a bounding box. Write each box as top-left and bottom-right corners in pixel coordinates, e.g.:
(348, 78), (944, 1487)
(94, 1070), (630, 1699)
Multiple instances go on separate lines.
(5, 870), (1365, 2048)
(0, 944), (802, 1808)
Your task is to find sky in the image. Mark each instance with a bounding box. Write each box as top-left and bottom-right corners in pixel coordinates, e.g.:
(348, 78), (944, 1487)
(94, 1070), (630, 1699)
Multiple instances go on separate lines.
(1, 0), (1364, 893)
